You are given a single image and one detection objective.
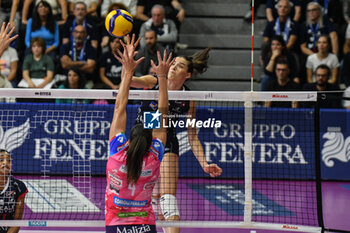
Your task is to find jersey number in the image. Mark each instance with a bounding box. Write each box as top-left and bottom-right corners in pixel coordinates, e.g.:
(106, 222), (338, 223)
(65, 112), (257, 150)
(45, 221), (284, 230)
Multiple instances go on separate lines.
(128, 184), (136, 196)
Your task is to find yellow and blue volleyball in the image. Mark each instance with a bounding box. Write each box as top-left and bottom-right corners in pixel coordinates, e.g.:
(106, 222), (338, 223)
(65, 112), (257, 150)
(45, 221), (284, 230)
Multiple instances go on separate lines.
(105, 9), (133, 38)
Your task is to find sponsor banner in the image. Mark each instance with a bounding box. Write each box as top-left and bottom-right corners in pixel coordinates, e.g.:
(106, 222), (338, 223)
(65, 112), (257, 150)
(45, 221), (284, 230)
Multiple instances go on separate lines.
(0, 103), (119, 175)
(1, 103), (348, 180)
(320, 109), (350, 180)
(178, 107), (316, 179)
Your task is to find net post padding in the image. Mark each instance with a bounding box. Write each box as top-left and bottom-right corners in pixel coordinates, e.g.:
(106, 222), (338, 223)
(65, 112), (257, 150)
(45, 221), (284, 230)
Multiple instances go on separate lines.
(244, 101), (253, 223)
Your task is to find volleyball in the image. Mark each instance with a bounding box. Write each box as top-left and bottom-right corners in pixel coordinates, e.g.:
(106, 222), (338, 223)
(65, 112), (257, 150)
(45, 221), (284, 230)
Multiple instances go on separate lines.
(105, 9), (133, 38)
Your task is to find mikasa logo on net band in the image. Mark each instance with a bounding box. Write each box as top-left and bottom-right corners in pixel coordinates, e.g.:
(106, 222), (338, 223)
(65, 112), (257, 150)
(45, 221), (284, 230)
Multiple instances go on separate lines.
(143, 110), (222, 129)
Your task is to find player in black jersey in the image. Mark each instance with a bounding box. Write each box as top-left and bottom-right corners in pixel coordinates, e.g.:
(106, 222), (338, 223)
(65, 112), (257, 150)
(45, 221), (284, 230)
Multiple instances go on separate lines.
(0, 150), (28, 233)
(124, 46), (223, 233)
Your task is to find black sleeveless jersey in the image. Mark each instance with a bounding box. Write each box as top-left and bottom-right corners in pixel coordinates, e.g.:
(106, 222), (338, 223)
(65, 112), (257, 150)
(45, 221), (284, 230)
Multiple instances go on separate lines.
(0, 176), (28, 233)
(135, 77), (191, 129)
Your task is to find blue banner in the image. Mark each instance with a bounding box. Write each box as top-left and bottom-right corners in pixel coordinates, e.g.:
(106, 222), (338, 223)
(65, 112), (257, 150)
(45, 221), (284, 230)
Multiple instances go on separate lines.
(178, 107), (316, 179)
(0, 102), (348, 180)
(1, 103), (117, 175)
(320, 109), (350, 180)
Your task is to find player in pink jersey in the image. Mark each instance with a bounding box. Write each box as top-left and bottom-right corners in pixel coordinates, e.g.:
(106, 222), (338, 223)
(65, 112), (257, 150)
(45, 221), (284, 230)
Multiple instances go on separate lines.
(106, 34), (173, 233)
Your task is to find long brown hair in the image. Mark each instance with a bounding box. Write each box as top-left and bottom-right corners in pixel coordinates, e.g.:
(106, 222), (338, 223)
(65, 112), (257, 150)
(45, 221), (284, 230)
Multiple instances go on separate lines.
(126, 124), (152, 184)
(181, 47), (211, 75)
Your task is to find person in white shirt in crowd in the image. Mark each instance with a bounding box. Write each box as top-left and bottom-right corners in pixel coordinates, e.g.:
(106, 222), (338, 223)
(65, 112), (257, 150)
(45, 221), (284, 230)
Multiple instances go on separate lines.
(0, 22), (18, 103)
(306, 34), (339, 84)
(0, 45), (18, 87)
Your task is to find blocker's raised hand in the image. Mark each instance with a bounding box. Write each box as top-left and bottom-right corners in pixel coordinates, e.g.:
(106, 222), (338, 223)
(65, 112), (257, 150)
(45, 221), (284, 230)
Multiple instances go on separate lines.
(115, 35), (144, 75)
(120, 34), (140, 58)
(150, 49), (174, 78)
(0, 22), (18, 57)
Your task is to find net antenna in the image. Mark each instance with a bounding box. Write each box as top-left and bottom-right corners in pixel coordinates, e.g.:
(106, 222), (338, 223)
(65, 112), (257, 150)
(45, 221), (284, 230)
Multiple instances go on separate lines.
(250, 0), (255, 92)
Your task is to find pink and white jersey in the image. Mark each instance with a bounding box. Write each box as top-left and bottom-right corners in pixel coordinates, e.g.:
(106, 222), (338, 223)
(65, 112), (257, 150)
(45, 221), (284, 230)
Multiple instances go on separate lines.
(105, 133), (164, 226)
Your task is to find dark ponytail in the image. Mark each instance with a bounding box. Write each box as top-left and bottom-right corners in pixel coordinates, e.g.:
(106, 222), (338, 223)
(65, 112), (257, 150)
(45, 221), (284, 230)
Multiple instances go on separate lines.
(126, 124), (153, 184)
(183, 47), (212, 75)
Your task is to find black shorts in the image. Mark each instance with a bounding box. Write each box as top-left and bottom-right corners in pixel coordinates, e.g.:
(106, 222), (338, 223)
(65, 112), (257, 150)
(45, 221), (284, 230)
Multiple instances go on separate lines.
(164, 129), (179, 155)
(106, 224), (157, 233)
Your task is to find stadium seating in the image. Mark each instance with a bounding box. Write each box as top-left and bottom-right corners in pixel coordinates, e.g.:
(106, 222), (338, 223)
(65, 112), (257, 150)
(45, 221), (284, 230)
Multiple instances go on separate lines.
(178, 0), (266, 91)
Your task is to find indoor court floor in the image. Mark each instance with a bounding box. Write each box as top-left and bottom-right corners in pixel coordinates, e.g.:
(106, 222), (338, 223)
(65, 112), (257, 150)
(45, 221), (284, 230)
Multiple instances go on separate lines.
(18, 178), (350, 233)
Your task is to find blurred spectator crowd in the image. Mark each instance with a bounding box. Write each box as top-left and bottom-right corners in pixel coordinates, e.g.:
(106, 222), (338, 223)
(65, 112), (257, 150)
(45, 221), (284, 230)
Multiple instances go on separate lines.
(2, 0), (350, 108)
(0, 0), (185, 101)
(246, 0), (350, 108)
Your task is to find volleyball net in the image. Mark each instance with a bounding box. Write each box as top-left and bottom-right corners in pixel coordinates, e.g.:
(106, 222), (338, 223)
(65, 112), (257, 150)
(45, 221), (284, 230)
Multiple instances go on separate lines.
(0, 89), (325, 232)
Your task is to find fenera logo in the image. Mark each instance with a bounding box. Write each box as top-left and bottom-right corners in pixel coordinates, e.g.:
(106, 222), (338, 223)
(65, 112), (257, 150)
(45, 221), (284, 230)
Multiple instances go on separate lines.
(272, 94), (288, 98)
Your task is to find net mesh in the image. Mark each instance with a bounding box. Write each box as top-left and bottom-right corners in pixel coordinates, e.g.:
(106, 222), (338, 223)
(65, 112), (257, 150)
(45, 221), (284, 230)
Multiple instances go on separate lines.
(0, 89), (320, 230)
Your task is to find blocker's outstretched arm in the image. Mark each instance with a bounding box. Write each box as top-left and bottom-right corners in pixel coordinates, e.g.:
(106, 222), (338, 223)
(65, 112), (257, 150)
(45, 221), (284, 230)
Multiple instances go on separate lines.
(109, 35), (144, 140)
(152, 50), (174, 145)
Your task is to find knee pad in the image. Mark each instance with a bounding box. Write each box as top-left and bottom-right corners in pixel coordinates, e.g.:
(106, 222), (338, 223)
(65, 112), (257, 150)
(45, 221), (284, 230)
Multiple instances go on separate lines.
(160, 194), (180, 219)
